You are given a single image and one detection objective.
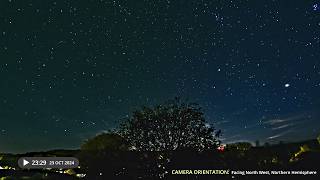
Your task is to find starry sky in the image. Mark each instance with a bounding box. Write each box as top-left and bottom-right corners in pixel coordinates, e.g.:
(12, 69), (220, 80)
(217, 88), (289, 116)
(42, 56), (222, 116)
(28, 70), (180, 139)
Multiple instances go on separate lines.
(0, 0), (320, 153)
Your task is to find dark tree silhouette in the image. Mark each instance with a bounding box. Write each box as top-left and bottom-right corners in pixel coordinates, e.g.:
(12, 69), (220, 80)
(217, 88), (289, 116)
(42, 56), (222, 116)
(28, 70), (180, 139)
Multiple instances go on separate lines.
(80, 133), (128, 152)
(119, 98), (221, 151)
(77, 133), (130, 179)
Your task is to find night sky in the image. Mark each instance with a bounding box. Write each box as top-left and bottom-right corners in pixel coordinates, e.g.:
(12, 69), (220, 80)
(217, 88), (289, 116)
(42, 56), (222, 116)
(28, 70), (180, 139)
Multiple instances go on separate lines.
(0, 0), (320, 153)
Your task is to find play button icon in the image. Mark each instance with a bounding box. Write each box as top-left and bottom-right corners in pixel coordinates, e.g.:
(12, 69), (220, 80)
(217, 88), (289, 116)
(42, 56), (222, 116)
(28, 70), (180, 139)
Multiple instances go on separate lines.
(23, 159), (29, 166)
(18, 158), (32, 168)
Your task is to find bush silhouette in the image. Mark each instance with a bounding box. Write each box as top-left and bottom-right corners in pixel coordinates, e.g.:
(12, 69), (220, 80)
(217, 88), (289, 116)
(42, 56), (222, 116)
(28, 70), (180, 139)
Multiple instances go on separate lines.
(81, 133), (128, 152)
(77, 133), (130, 179)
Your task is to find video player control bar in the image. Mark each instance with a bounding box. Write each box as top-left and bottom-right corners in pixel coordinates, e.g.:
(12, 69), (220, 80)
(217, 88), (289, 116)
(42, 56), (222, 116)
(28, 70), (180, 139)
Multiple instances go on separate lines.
(18, 157), (79, 169)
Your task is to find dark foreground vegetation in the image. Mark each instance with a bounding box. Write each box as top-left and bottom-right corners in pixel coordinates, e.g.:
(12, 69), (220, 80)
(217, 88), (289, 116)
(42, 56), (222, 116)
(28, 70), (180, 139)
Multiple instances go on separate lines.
(1, 140), (320, 180)
(1, 99), (319, 179)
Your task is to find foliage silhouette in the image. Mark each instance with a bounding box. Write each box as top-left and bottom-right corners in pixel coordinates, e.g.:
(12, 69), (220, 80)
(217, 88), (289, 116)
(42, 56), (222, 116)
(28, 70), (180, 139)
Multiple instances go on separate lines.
(77, 132), (130, 179)
(80, 132), (128, 152)
(119, 98), (221, 152)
